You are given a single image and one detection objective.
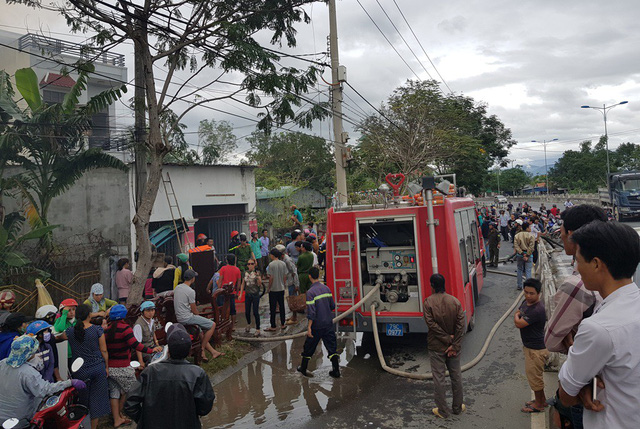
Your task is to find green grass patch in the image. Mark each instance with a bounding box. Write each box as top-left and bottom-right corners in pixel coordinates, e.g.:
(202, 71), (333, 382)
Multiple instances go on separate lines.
(190, 340), (255, 375)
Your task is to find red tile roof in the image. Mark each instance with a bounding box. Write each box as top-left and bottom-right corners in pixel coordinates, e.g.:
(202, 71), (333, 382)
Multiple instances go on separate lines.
(39, 73), (76, 88)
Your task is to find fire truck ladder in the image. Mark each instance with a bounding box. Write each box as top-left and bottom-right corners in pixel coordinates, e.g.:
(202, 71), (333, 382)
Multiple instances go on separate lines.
(162, 172), (191, 253)
(331, 232), (356, 333)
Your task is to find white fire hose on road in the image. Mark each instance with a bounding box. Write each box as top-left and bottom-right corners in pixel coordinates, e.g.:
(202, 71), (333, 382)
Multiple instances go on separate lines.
(235, 269), (523, 382)
(233, 286), (380, 342)
(372, 269), (522, 380)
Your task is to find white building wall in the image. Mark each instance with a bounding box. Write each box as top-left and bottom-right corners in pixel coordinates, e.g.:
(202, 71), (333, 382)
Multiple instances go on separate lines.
(149, 164), (256, 222)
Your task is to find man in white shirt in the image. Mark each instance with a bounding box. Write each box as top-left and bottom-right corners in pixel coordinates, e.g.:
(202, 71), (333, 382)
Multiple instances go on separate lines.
(558, 221), (640, 429)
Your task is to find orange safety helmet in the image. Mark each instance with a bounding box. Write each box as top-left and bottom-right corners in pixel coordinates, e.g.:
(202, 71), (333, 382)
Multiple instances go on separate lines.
(197, 233), (207, 240)
(230, 230), (239, 238)
(0, 290), (16, 309)
(60, 298), (78, 308)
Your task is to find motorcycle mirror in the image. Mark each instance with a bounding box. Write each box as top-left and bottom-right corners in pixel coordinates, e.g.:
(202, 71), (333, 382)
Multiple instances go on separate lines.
(2, 418), (19, 429)
(71, 357), (84, 373)
(164, 322), (173, 333)
(130, 361), (141, 369)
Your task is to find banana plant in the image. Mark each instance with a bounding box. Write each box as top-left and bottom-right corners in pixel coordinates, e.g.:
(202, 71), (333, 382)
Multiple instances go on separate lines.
(0, 212), (57, 282)
(0, 64), (129, 248)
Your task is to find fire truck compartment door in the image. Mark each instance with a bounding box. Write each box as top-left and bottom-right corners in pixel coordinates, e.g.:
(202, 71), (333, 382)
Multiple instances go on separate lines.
(358, 216), (414, 224)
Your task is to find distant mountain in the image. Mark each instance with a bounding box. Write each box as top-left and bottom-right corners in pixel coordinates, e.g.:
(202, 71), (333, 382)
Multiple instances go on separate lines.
(522, 163), (553, 176)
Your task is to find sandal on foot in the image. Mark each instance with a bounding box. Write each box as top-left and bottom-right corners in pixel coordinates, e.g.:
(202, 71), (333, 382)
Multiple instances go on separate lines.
(264, 327), (277, 332)
(521, 404), (544, 413)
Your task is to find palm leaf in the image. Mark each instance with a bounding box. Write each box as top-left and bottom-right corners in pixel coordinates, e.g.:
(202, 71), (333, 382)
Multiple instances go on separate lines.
(80, 85), (128, 116)
(15, 68), (42, 112)
(4, 251), (30, 267)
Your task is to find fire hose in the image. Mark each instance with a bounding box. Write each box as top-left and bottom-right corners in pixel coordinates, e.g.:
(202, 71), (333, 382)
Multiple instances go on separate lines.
(372, 269), (521, 380)
(233, 286), (380, 342)
(234, 270), (522, 381)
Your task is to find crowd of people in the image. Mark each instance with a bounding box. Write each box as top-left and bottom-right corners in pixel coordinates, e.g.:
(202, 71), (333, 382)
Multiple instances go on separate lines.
(427, 200), (640, 429)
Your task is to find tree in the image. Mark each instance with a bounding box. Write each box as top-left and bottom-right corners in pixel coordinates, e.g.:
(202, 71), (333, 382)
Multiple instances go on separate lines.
(0, 66), (128, 246)
(199, 119), (237, 164)
(484, 167), (530, 194)
(613, 143), (640, 171)
(549, 140), (608, 192)
(246, 131), (335, 194)
(355, 80), (515, 193)
(7, 0), (331, 303)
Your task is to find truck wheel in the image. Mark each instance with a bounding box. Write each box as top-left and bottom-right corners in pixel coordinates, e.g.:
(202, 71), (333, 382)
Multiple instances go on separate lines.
(467, 307), (476, 332)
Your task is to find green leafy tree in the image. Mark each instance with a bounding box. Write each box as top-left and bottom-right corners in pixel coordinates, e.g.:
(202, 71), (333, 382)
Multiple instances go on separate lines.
(0, 212), (57, 282)
(485, 167), (531, 194)
(613, 143), (640, 171)
(549, 140), (608, 192)
(247, 131), (335, 194)
(0, 66), (128, 245)
(199, 119), (237, 164)
(6, 0), (331, 303)
(355, 80), (515, 194)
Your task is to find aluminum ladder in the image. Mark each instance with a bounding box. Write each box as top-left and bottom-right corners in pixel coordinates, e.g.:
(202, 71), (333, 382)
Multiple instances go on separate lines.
(161, 172), (192, 253)
(331, 232), (356, 333)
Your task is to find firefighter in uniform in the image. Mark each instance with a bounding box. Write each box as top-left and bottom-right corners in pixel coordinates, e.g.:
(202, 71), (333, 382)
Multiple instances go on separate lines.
(297, 267), (340, 378)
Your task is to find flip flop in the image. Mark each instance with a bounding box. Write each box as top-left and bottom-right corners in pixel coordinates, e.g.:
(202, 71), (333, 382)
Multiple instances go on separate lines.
(525, 400), (549, 408)
(212, 352), (225, 359)
(521, 404), (544, 413)
(201, 356), (209, 363)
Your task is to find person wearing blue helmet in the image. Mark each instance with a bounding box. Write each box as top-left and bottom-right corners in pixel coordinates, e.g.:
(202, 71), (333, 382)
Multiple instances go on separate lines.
(26, 320), (57, 383)
(105, 304), (161, 427)
(133, 301), (161, 366)
(0, 335), (86, 425)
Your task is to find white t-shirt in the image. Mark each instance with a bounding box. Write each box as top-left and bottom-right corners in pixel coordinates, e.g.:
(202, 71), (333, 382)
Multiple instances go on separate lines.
(558, 283), (640, 429)
(173, 283), (196, 324)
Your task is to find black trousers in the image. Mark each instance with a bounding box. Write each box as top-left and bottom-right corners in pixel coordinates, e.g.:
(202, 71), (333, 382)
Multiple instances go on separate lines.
(302, 325), (338, 359)
(269, 291), (285, 328)
(500, 226), (509, 242)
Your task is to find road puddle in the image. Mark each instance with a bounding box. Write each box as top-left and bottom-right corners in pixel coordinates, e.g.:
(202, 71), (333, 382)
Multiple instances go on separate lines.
(203, 333), (382, 428)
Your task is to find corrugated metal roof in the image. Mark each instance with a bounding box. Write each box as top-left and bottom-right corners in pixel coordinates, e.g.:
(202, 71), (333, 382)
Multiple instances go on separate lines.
(256, 186), (298, 200)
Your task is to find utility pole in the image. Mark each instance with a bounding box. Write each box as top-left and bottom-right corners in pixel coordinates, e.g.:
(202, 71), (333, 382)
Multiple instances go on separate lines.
(328, 0), (348, 206)
(133, 13), (148, 210)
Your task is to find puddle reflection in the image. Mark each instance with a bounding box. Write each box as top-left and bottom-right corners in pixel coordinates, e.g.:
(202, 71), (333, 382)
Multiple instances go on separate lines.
(203, 333), (375, 428)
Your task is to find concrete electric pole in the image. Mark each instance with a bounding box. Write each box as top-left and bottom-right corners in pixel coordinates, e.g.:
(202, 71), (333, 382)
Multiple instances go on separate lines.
(329, 0), (348, 206)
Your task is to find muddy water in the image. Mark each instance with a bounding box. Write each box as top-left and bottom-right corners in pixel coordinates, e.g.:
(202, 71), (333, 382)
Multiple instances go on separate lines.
(203, 333), (384, 428)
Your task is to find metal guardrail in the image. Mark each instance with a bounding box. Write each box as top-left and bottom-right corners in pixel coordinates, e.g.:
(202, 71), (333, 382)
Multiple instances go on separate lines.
(18, 33), (125, 67)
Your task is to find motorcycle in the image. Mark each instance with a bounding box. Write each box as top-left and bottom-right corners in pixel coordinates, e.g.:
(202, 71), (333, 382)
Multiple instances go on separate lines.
(2, 358), (88, 429)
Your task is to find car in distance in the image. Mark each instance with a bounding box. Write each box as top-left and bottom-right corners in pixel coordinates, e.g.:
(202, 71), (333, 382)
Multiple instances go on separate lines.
(494, 195), (508, 204)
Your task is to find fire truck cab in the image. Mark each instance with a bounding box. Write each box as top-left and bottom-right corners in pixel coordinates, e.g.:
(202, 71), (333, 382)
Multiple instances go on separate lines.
(326, 182), (484, 336)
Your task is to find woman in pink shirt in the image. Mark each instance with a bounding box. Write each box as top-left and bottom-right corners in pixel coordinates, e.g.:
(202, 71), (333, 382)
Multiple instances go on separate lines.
(115, 258), (133, 304)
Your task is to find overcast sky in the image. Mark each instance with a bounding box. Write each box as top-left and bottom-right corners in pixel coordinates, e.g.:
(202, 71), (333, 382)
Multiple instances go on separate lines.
(1, 0), (639, 169)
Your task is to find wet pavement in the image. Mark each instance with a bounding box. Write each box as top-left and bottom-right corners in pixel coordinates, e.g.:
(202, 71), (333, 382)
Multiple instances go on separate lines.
(205, 241), (557, 428)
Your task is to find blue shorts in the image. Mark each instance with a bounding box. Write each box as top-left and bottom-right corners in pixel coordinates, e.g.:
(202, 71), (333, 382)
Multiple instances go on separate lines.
(288, 285), (298, 296)
(181, 315), (214, 331)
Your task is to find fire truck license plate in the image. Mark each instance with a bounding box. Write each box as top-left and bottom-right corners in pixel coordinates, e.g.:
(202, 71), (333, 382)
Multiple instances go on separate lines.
(386, 323), (403, 336)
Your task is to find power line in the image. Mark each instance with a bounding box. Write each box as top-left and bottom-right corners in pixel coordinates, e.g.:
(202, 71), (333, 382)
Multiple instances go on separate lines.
(374, 0), (434, 81)
(344, 81), (403, 131)
(392, 0), (453, 93)
(355, 0), (421, 80)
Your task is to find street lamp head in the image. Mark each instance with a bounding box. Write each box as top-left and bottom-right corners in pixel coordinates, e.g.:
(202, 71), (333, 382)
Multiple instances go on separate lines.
(531, 140), (537, 142)
(551, 138), (558, 141)
(581, 105), (590, 108)
(619, 101), (629, 105)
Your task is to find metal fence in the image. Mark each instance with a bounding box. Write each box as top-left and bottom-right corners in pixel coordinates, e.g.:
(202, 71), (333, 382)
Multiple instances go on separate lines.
(18, 33), (125, 67)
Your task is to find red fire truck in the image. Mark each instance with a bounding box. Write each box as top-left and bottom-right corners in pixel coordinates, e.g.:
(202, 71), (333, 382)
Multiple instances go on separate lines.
(326, 175), (484, 336)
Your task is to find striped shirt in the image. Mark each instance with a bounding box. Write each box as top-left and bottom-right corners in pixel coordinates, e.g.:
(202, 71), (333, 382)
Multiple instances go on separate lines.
(106, 321), (154, 368)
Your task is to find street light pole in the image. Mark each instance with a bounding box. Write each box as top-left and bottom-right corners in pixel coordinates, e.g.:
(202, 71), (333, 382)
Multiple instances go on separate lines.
(581, 101), (629, 177)
(531, 138), (557, 198)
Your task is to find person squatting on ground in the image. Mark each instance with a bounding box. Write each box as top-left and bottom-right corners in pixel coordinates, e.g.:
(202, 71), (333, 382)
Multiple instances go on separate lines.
(423, 273), (466, 419)
(558, 221), (640, 429)
(297, 267), (340, 379)
(0, 335), (86, 425)
(544, 204), (606, 429)
(514, 222), (535, 290)
(124, 323), (215, 429)
(265, 248), (287, 332)
(514, 278), (549, 414)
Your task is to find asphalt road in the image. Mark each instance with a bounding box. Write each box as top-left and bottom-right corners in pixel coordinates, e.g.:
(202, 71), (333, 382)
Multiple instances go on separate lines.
(204, 242), (556, 429)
